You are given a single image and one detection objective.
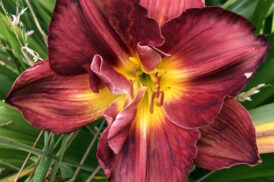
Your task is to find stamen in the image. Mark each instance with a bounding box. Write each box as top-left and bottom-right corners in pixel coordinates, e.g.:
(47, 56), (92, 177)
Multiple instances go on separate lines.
(130, 81), (135, 99)
(156, 91), (164, 107)
(156, 86), (161, 98)
(129, 57), (139, 78)
(155, 75), (161, 98)
(156, 75), (162, 85)
(150, 91), (157, 114)
(150, 69), (166, 84)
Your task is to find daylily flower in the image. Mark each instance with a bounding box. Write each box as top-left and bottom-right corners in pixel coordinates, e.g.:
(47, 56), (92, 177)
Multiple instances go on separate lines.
(5, 0), (271, 181)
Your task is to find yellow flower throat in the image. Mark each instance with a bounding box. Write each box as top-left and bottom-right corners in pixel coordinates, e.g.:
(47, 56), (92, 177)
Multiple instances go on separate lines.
(125, 57), (169, 114)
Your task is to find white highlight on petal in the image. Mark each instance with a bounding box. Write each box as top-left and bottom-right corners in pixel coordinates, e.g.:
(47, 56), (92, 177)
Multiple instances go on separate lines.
(244, 72), (253, 79)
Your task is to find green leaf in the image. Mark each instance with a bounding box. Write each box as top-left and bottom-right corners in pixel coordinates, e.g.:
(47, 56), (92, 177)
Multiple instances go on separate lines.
(249, 103), (274, 125)
(0, 63), (18, 99)
(222, 0), (237, 9)
(226, 0), (258, 20)
(205, 0), (220, 6)
(0, 148), (29, 167)
(0, 101), (40, 145)
(32, 132), (54, 182)
(0, 135), (97, 173)
(60, 163), (74, 180)
(50, 134), (69, 182)
(251, 0), (274, 34)
(242, 55), (274, 110)
(0, 13), (27, 70)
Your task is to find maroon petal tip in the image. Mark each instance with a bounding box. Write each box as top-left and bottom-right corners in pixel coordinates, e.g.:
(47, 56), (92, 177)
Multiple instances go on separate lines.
(6, 60), (114, 134)
(161, 6), (270, 129)
(195, 99), (260, 170)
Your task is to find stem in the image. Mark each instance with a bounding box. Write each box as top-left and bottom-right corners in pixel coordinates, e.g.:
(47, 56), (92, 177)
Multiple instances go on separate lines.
(0, 160), (20, 170)
(195, 171), (215, 182)
(0, 0), (27, 70)
(0, 136), (95, 172)
(71, 120), (106, 181)
(14, 131), (43, 182)
(21, 47), (34, 66)
(66, 131), (80, 150)
(24, 0), (48, 47)
(26, 158), (40, 181)
(49, 134), (69, 182)
(85, 166), (101, 182)
(31, 131), (51, 182)
(0, 55), (11, 63)
(0, 121), (12, 127)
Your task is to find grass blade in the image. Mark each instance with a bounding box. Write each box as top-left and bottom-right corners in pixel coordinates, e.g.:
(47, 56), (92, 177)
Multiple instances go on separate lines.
(251, 0), (274, 33)
(31, 131), (51, 182)
(49, 134), (69, 182)
(0, 135), (97, 172)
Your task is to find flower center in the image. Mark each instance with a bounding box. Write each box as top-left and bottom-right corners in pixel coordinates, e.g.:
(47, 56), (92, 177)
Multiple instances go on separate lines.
(127, 57), (169, 114)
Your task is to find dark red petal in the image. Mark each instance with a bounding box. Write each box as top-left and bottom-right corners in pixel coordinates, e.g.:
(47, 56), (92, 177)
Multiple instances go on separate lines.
(195, 99), (260, 170)
(108, 88), (146, 154)
(82, 64), (103, 93)
(90, 55), (131, 95)
(5, 60), (117, 134)
(137, 44), (162, 73)
(103, 100), (123, 126)
(160, 7), (270, 128)
(163, 45), (269, 129)
(97, 127), (113, 178)
(97, 105), (199, 182)
(160, 7), (270, 79)
(140, 0), (204, 25)
(48, 0), (128, 75)
(82, 0), (164, 53)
